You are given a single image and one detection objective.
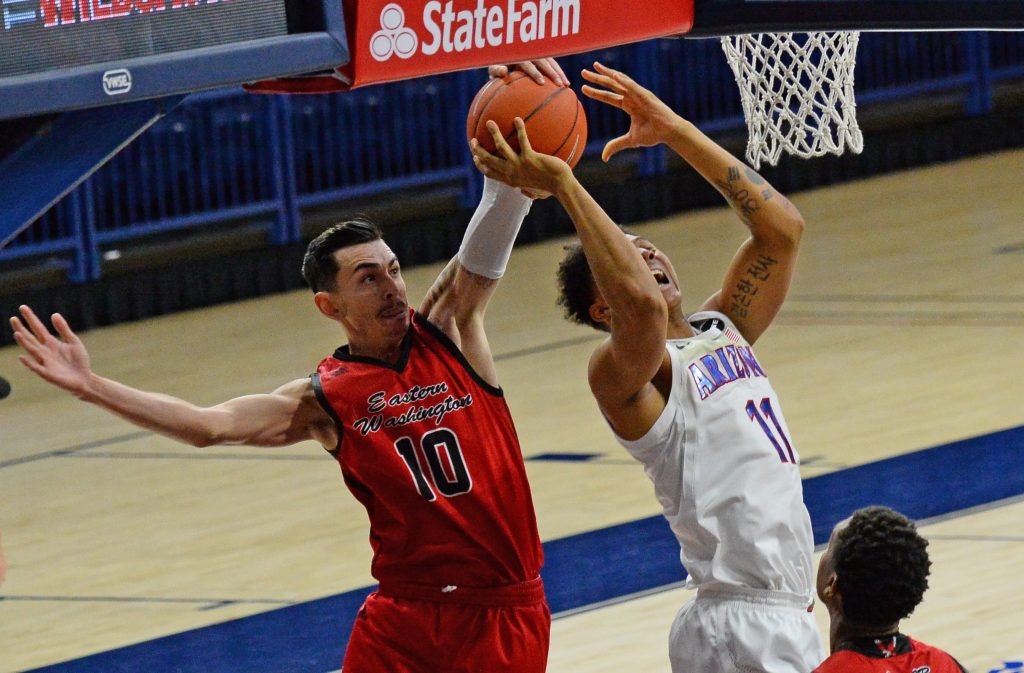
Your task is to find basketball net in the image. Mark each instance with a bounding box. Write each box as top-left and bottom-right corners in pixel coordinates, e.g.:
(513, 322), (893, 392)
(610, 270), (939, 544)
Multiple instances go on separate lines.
(720, 32), (864, 168)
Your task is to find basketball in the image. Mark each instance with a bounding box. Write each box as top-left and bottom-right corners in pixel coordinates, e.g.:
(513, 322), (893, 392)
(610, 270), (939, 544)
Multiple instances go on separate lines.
(467, 71), (588, 168)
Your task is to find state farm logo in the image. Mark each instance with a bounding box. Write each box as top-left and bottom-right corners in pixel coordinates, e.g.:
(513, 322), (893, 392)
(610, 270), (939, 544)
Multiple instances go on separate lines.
(369, 0), (580, 61)
(102, 69), (132, 96)
(371, 4), (418, 61)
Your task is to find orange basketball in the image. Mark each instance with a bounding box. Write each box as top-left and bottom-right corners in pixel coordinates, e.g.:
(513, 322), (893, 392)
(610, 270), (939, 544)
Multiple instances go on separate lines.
(467, 71), (588, 168)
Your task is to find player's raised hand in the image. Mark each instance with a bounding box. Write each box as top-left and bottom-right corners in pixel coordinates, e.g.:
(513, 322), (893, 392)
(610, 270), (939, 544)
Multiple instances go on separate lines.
(488, 57), (568, 86)
(581, 61), (683, 161)
(471, 118), (571, 197)
(10, 305), (94, 398)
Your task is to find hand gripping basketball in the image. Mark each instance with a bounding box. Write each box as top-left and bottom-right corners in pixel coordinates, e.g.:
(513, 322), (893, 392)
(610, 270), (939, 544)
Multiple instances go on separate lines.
(471, 118), (571, 198)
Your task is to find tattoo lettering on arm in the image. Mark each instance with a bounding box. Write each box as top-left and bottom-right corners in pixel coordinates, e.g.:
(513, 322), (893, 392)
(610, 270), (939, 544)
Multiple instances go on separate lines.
(715, 165), (763, 224)
(729, 254), (778, 319)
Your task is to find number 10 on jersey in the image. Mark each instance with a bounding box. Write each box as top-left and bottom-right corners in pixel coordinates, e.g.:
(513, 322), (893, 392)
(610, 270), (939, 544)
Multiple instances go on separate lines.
(395, 428), (474, 501)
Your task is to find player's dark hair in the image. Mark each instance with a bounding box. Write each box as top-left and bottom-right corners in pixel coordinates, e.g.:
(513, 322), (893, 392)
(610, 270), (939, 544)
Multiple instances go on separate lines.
(556, 227), (639, 333)
(556, 241), (604, 332)
(302, 219), (383, 292)
(834, 505), (931, 626)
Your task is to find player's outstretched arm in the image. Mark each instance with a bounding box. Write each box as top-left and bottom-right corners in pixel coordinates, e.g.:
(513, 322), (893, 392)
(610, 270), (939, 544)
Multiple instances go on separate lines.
(582, 61), (804, 343)
(418, 175), (532, 388)
(472, 119), (668, 413)
(419, 62), (566, 386)
(11, 305), (336, 450)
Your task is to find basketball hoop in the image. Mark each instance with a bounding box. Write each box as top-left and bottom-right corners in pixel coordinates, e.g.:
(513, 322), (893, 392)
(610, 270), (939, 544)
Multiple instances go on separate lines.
(720, 32), (864, 168)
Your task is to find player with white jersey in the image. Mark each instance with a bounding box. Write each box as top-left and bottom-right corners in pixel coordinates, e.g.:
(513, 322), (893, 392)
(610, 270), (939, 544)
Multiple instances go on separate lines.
(471, 61), (824, 672)
(618, 310), (819, 671)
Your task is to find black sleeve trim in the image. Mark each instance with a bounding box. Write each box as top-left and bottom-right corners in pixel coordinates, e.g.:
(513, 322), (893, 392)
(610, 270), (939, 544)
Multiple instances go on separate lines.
(413, 312), (504, 398)
(310, 373), (344, 457)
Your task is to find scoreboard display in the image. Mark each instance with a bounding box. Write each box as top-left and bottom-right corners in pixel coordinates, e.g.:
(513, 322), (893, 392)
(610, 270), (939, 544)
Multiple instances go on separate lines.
(0, 0), (289, 79)
(0, 0), (348, 119)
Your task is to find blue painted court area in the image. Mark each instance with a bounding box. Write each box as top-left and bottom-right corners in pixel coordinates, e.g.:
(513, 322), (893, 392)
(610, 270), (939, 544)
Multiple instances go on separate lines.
(20, 425), (1024, 673)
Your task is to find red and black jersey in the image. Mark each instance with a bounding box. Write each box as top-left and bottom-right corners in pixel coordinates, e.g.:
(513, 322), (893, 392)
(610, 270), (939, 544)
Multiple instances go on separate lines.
(814, 633), (968, 673)
(312, 310), (543, 588)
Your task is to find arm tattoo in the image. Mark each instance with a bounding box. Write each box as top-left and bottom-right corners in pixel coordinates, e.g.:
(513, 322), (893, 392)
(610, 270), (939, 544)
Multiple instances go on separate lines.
(714, 164), (762, 224)
(728, 254), (778, 319)
(422, 258), (459, 310)
(744, 167), (766, 185)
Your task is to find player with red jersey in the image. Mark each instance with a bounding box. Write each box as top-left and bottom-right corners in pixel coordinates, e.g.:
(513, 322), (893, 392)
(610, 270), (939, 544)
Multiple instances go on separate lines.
(9, 55), (566, 673)
(815, 506), (968, 673)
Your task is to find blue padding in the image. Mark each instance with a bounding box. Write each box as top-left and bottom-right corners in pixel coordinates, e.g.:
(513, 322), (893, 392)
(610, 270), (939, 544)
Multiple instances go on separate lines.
(0, 97), (183, 253)
(19, 424), (1024, 673)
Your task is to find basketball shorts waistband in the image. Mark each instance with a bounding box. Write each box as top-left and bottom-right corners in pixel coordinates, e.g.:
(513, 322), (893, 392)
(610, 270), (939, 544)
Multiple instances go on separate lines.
(377, 576), (546, 607)
(696, 584), (814, 612)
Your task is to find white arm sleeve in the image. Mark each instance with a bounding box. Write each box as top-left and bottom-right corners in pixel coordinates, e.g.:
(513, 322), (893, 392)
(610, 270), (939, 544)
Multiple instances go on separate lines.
(457, 177), (532, 279)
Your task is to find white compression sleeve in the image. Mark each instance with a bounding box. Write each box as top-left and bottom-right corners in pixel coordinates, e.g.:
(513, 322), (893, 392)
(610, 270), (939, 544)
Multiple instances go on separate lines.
(457, 177), (532, 279)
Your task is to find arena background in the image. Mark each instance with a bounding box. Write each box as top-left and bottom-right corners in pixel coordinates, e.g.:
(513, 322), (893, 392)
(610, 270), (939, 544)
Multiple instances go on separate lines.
(1, 25), (1023, 673)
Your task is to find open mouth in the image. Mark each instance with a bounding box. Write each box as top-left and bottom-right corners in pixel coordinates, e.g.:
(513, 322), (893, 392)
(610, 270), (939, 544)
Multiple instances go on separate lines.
(652, 269), (670, 286)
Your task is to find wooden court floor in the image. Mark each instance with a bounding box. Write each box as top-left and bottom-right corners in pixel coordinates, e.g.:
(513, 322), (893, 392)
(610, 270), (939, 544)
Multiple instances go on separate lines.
(1, 149), (1023, 672)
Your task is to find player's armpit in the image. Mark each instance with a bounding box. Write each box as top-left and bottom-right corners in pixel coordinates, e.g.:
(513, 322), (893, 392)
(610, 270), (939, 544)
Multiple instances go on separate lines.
(588, 345), (669, 441)
(421, 260), (501, 389)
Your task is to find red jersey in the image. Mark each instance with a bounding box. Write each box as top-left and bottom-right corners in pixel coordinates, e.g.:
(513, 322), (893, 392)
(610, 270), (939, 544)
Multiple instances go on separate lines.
(313, 311), (543, 588)
(814, 634), (968, 673)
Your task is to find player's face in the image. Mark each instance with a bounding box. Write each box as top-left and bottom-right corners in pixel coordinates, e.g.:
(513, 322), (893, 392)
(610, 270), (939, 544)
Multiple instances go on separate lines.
(330, 240), (410, 340)
(628, 235), (682, 307)
(587, 235), (683, 329)
(816, 518), (849, 604)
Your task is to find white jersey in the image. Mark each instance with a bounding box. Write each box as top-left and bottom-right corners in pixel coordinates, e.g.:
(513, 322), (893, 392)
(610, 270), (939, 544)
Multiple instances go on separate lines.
(615, 311), (815, 600)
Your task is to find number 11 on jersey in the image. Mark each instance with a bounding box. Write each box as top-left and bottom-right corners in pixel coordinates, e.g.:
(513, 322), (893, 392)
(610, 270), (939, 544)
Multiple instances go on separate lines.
(746, 397), (797, 463)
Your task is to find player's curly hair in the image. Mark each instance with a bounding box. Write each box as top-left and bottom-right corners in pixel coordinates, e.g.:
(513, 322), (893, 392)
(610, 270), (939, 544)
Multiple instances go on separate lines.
(834, 505), (931, 626)
(302, 219), (383, 292)
(556, 228), (638, 333)
(556, 241), (604, 332)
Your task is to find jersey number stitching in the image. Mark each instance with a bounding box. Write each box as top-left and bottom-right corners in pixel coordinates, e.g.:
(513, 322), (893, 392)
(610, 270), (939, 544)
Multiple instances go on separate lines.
(395, 428), (473, 501)
(745, 397), (797, 463)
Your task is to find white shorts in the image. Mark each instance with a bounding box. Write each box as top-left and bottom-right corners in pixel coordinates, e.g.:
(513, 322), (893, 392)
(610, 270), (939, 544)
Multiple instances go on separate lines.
(668, 585), (825, 673)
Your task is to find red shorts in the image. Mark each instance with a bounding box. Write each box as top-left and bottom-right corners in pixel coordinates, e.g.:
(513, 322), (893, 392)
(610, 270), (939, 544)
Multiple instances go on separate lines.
(341, 577), (550, 673)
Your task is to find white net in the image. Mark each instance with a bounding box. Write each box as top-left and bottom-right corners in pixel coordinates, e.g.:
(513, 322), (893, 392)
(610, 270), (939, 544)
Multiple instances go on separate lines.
(721, 32), (864, 168)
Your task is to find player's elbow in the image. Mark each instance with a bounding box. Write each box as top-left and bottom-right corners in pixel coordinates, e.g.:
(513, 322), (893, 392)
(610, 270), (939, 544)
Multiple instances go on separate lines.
(782, 211), (805, 245)
(185, 429), (220, 448)
(187, 409), (234, 447)
(758, 211), (804, 250)
(624, 288), (668, 325)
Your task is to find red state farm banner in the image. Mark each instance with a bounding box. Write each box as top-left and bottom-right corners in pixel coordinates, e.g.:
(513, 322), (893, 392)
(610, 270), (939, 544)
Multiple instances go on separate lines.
(246, 0), (694, 93)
